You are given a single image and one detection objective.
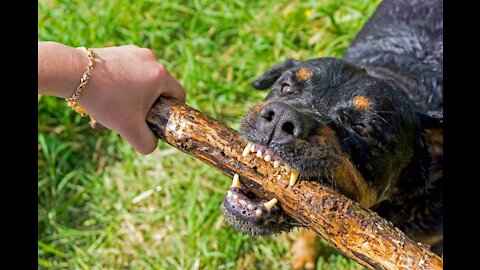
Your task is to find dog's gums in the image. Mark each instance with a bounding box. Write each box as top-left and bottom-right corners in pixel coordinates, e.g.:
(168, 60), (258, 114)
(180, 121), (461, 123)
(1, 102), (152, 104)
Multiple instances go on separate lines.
(222, 142), (302, 235)
(222, 191), (296, 235)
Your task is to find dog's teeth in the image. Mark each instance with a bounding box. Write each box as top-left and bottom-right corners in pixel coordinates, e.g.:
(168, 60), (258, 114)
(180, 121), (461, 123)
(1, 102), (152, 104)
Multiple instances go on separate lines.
(273, 160), (280, 168)
(239, 199), (247, 205)
(242, 143), (252, 157)
(284, 164), (291, 173)
(231, 174), (241, 188)
(250, 144), (255, 152)
(264, 155), (271, 162)
(233, 194), (238, 200)
(264, 198), (278, 211)
(255, 209), (263, 217)
(247, 204), (254, 210)
(256, 150), (263, 158)
(227, 190), (232, 197)
(289, 170), (299, 187)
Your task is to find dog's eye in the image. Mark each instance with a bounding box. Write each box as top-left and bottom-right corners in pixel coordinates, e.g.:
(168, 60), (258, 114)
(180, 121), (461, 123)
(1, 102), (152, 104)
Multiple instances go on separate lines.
(280, 83), (293, 94)
(353, 123), (368, 137)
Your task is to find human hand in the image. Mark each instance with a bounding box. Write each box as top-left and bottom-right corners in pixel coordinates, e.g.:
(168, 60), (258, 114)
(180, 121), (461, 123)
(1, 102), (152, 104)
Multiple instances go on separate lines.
(74, 45), (186, 154)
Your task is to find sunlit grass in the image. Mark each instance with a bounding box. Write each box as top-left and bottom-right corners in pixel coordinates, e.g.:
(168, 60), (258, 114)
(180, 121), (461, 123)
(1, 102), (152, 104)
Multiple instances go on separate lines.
(38, 0), (380, 269)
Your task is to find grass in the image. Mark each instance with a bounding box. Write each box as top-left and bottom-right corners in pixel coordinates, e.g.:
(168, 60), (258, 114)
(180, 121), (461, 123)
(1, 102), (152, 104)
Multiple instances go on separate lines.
(38, 0), (381, 269)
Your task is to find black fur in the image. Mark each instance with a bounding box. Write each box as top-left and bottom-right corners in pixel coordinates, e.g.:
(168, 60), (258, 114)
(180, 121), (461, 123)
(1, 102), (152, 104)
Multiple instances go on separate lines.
(222, 0), (443, 255)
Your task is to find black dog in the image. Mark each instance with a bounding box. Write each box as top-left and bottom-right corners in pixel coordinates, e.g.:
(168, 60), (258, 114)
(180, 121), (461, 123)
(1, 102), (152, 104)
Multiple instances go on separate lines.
(222, 0), (443, 261)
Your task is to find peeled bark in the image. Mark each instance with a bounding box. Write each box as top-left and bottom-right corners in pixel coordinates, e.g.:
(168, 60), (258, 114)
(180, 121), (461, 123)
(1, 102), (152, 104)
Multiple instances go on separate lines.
(93, 97), (443, 270)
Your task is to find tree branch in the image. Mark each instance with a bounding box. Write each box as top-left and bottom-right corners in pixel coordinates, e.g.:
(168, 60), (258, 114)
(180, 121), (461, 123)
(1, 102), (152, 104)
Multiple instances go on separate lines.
(97, 97), (443, 270)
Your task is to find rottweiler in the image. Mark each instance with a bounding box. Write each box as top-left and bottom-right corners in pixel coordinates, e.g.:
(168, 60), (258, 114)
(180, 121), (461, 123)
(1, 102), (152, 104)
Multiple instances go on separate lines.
(221, 0), (443, 268)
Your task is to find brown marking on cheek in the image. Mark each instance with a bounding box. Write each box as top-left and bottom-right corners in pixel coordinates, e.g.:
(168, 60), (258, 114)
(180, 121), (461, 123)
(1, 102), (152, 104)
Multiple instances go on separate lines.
(332, 156), (378, 208)
(353, 96), (371, 110)
(314, 125), (338, 145)
(295, 68), (313, 81)
(313, 126), (378, 207)
(315, 125), (336, 137)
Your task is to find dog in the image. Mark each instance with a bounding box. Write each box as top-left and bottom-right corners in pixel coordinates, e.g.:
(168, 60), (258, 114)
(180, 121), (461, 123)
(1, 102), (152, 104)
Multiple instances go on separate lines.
(221, 0), (443, 268)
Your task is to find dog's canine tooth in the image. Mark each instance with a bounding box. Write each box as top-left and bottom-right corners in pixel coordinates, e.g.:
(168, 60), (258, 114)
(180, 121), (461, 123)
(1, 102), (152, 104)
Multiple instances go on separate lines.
(273, 160), (280, 168)
(250, 144), (255, 152)
(239, 199), (247, 205)
(264, 198), (278, 211)
(227, 190), (232, 197)
(284, 164), (291, 173)
(255, 209), (263, 217)
(264, 155), (271, 162)
(242, 143), (252, 157)
(289, 170), (299, 187)
(247, 204), (254, 210)
(256, 150), (263, 158)
(231, 174), (241, 188)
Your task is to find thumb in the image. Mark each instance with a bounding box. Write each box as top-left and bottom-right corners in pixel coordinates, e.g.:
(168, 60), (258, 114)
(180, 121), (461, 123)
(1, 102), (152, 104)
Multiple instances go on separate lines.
(120, 120), (159, 155)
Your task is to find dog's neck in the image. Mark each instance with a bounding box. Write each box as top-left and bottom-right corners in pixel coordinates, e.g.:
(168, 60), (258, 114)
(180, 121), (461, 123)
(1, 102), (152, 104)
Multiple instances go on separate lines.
(362, 65), (443, 205)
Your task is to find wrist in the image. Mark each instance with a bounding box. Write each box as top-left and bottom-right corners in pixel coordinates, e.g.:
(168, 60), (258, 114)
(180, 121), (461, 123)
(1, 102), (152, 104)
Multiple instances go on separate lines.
(38, 42), (90, 98)
(74, 48), (110, 117)
(69, 47), (91, 98)
(66, 47), (101, 117)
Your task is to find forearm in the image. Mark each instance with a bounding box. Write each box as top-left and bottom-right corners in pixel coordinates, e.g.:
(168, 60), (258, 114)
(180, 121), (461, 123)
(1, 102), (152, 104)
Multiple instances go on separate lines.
(38, 41), (88, 98)
(37, 42), (186, 154)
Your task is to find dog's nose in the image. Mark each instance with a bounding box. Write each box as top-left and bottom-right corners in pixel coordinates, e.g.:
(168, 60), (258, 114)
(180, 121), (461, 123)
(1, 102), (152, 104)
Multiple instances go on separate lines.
(258, 102), (307, 144)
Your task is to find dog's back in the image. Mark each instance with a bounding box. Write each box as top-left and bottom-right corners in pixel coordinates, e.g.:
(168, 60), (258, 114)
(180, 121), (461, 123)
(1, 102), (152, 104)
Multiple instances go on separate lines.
(343, 0), (443, 113)
(344, 0), (443, 254)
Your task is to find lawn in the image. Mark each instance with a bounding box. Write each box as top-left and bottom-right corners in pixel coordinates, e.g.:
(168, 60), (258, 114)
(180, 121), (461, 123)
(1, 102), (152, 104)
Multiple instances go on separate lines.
(38, 0), (380, 269)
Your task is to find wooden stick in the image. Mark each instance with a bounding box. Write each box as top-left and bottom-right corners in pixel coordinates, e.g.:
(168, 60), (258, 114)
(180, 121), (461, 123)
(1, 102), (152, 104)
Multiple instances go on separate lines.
(94, 97), (443, 269)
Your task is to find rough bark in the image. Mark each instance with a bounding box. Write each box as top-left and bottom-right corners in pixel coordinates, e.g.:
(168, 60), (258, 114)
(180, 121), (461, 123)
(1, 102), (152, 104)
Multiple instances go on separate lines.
(93, 97), (443, 270)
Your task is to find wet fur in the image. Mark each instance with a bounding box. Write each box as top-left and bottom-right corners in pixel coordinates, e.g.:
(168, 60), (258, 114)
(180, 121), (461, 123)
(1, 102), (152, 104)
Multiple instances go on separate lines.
(223, 0), (443, 255)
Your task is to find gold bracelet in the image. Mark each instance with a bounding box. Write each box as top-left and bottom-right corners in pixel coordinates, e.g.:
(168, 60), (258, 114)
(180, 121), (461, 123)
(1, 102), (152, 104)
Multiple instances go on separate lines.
(66, 46), (95, 116)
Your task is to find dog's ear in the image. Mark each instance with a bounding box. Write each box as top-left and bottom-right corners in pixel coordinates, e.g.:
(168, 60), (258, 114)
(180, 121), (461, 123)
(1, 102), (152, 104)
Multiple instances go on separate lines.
(253, 58), (301, 90)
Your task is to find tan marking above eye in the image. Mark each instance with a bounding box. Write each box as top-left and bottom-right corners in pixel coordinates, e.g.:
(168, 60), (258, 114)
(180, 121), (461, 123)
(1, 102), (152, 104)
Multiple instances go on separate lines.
(352, 96), (371, 110)
(295, 68), (313, 81)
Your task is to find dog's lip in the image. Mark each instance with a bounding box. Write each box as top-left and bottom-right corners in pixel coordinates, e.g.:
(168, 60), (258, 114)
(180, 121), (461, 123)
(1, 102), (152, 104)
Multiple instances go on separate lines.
(227, 140), (300, 218)
(240, 140), (301, 187)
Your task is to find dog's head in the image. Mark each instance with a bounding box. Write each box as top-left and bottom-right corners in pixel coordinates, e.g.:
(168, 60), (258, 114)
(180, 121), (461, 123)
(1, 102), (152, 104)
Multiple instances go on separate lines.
(241, 57), (440, 207)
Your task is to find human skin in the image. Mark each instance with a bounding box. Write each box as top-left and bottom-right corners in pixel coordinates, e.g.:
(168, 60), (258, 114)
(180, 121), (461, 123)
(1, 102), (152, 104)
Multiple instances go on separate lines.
(38, 41), (186, 154)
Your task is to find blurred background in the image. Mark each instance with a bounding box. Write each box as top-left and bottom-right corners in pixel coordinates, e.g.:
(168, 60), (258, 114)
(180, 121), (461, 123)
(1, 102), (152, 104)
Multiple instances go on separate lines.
(38, 0), (380, 269)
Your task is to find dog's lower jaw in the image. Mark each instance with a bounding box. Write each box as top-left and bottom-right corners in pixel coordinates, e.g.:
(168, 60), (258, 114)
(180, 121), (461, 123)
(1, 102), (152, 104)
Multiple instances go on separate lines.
(221, 205), (296, 236)
(221, 186), (299, 236)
